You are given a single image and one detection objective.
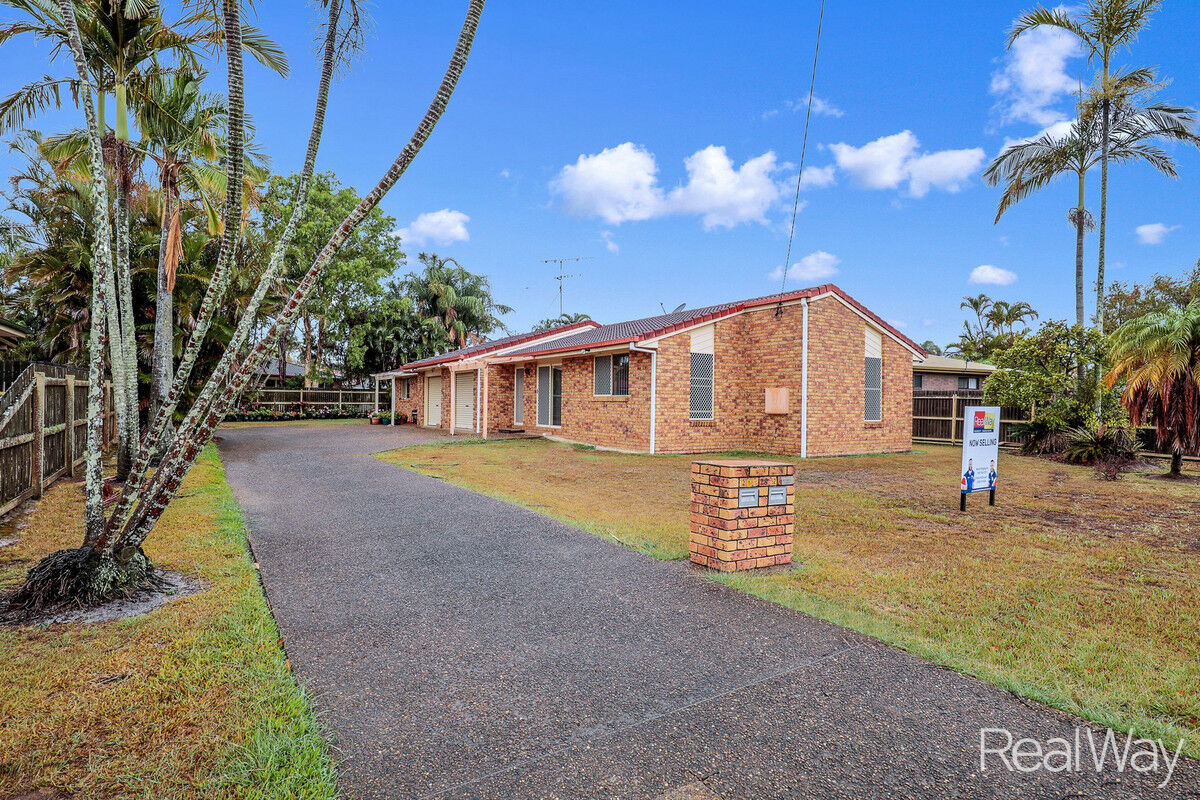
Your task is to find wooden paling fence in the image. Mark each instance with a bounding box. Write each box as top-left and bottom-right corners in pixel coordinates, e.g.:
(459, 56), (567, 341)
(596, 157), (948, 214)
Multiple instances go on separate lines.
(0, 362), (115, 517)
(239, 387), (376, 411)
(912, 390), (1029, 446)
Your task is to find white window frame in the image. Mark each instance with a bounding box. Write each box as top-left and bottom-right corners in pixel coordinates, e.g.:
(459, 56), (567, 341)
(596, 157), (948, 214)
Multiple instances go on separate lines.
(400, 378), (411, 400)
(957, 376), (980, 390)
(864, 327), (883, 423)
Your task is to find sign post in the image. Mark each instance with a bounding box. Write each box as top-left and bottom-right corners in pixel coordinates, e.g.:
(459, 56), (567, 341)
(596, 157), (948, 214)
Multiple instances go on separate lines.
(960, 405), (999, 511)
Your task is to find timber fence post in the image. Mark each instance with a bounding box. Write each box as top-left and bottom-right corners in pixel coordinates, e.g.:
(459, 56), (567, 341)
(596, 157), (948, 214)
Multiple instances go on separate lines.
(65, 373), (75, 477)
(31, 371), (45, 498)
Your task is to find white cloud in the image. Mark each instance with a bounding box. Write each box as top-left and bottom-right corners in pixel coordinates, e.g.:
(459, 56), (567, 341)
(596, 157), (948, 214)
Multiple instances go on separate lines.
(969, 264), (1018, 286)
(551, 142), (663, 224)
(551, 142), (786, 229)
(888, 319), (909, 329)
(829, 130), (983, 196)
(768, 250), (841, 283)
(905, 148), (987, 197)
(499, 168), (511, 179)
(1136, 222), (1179, 245)
(798, 164), (836, 189)
(829, 131), (918, 190)
(398, 209), (470, 246)
(601, 230), (619, 253)
(990, 22), (1081, 126)
(1000, 118), (1076, 151)
(787, 94), (845, 118)
(668, 146), (782, 229)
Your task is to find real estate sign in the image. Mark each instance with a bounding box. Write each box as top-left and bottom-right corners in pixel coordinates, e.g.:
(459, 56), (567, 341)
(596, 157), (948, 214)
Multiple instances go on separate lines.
(961, 406), (999, 496)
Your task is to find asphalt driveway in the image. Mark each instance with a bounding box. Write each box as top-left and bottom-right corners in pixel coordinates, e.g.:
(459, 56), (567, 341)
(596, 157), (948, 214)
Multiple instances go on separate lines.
(217, 423), (1197, 800)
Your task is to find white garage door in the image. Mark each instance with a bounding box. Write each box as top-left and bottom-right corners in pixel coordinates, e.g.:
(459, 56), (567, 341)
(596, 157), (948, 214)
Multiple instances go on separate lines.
(425, 375), (442, 427)
(454, 371), (476, 431)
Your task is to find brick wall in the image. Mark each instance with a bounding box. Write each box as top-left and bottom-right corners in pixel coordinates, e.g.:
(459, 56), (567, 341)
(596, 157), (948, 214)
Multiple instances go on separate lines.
(689, 459), (795, 571)
(652, 296), (911, 456)
(507, 353), (653, 450)
(804, 297), (911, 455)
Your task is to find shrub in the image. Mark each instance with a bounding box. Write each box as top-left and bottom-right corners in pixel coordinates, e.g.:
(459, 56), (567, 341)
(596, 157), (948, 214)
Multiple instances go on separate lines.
(1010, 419), (1069, 455)
(1063, 424), (1137, 465)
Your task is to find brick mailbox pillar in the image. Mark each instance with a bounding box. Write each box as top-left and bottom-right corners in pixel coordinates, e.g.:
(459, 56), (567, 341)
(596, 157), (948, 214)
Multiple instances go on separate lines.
(689, 459), (796, 571)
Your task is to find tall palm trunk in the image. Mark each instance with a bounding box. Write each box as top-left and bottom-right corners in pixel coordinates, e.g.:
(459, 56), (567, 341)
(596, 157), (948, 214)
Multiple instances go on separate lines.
(115, 0), (486, 549)
(150, 187), (174, 428)
(1074, 171), (1086, 329)
(106, 0), (340, 538)
(113, 182), (140, 477)
(1095, 56), (1111, 417)
(55, 0), (113, 546)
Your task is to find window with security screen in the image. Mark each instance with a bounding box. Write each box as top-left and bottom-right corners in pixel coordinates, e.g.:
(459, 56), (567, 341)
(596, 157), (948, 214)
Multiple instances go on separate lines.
(864, 327), (883, 422)
(593, 354), (629, 396)
(690, 352), (714, 420)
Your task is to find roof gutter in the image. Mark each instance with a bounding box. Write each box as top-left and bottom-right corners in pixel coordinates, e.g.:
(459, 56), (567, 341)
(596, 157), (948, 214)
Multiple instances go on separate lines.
(629, 342), (658, 455)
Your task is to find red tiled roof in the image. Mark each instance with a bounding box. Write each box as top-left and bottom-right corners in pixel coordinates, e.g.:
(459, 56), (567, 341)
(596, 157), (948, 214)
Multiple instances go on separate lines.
(501, 285), (925, 358)
(401, 319), (601, 370)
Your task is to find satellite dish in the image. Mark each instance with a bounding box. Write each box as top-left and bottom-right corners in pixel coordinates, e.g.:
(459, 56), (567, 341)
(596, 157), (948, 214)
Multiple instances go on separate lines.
(672, 303), (686, 313)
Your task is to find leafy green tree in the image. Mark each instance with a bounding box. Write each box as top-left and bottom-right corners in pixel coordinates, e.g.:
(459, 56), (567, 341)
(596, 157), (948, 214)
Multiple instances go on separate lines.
(402, 252), (511, 347)
(1105, 302), (1200, 476)
(984, 320), (1115, 430)
(919, 340), (943, 356)
(343, 282), (449, 378)
(251, 170), (404, 383)
(1103, 261), (1200, 329)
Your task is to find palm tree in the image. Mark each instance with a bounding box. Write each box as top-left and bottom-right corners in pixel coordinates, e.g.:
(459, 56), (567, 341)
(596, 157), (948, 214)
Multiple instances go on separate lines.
(1, 0), (286, 475)
(985, 94), (1199, 330)
(1105, 302), (1200, 477)
(533, 311), (591, 331)
(986, 299), (1040, 337)
(403, 253), (512, 348)
(1008, 0), (1169, 416)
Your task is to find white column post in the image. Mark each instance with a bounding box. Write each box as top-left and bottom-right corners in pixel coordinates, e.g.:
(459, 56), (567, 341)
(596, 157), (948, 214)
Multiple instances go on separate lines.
(391, 376), (397, 425)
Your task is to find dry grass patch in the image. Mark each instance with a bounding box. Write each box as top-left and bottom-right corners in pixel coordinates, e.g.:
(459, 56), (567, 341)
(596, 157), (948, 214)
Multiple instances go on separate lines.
(0, 446), (338, 799)
(381, 438), (1200, 757)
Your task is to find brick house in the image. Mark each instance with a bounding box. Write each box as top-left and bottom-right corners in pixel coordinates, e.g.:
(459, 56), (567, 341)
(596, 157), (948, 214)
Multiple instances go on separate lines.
(911, 355), (996, 392)
(385, 284), (925, 457)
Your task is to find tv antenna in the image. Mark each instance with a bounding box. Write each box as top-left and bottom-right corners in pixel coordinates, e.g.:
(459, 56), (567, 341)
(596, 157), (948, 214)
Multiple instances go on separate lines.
(542, 256), (591, 315)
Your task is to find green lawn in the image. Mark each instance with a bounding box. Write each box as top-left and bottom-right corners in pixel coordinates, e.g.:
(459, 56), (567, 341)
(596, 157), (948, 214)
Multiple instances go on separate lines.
(380, 437), (1200, 758)
(0, 446), (339, 799)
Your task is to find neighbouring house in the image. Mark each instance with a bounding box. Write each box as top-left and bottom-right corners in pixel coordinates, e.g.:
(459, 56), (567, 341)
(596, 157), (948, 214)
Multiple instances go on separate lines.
(389, 285), (925, 457)
(911, 355), (996, 392)
(0, 318), (30, 351)
(254, 358), (306, 388)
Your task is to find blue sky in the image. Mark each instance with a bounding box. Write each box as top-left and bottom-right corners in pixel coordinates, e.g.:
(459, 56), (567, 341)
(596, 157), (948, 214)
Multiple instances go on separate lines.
(3, 1), (1199, 347)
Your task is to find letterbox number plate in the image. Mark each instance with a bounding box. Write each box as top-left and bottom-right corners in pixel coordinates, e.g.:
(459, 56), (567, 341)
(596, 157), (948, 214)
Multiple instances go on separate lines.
(738, 487), (759, 508)
(768, 486), (788, 506)
(779, 475), (795, 486)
